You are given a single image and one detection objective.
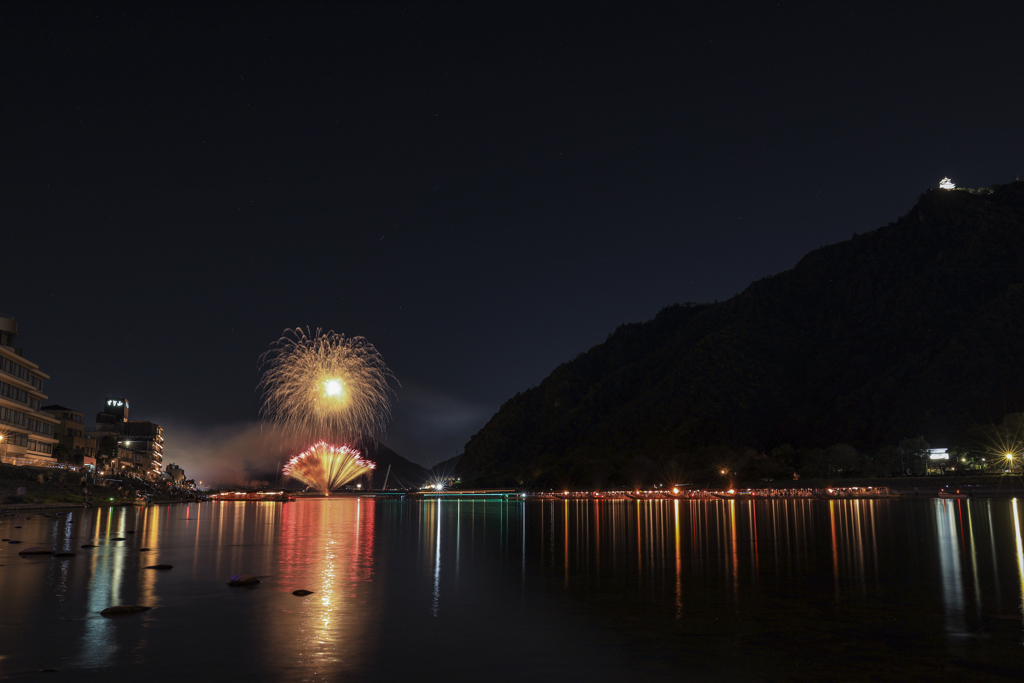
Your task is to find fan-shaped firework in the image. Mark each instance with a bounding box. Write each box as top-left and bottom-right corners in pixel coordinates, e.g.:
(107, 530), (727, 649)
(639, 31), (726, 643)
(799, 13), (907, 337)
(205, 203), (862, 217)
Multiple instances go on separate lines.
(283, 442), (376, 495)
(259, 328), (396, 441)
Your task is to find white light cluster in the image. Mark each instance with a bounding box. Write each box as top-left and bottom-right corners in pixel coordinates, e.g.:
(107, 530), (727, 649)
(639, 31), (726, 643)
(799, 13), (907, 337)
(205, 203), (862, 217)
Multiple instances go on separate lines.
(939, 177), (955, 190)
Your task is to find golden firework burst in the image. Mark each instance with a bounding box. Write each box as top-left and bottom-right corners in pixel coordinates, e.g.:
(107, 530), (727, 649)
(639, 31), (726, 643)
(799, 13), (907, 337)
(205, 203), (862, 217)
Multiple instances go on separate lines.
(259, 328), (396, 441)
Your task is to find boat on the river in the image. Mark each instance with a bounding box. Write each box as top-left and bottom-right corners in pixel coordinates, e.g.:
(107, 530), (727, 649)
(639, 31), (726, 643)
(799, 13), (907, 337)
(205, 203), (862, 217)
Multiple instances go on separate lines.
(209, 491), (294, 502)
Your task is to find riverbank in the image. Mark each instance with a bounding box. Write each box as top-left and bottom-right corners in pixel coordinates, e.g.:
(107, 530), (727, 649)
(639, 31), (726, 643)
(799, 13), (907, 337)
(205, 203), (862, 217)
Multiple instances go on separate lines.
(750, 474), (1024, 496)
(0, 463), (200, 507)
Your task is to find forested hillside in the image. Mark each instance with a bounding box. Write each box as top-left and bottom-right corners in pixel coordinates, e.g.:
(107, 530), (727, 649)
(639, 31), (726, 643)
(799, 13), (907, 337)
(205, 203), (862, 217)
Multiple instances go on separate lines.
(459, 181), (1024, 486)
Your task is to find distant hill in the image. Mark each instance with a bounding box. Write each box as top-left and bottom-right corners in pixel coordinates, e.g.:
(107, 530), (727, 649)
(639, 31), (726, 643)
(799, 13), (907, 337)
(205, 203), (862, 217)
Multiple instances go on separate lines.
(430, 454), (461, 477)
(357, 437), (430, 489)
(458, 181), (1024, 486)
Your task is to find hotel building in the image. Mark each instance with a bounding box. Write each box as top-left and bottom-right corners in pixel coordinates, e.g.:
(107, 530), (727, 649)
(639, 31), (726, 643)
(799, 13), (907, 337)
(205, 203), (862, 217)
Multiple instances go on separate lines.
(0, 315), (60, 465)
(91, 398), (164, 478)
(41, 405), (98, 467)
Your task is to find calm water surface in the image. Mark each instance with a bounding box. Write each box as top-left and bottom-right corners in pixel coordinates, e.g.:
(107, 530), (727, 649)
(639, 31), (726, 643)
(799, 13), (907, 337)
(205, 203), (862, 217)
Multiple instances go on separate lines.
(1, 497), (1023, 682)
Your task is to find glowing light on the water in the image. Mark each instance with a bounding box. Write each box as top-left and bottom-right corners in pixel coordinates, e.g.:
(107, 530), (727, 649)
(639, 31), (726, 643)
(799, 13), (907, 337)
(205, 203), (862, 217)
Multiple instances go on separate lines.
(283, 442), (376, 495)
(939, 177), (955, 189)
(259, 328), (396, 440)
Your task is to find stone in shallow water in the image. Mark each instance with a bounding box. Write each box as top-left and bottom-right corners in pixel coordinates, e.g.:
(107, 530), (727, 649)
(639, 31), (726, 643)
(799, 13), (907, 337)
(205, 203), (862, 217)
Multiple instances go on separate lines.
(53, 552), (76, 558)
(8, 540), (22, 545)
(100, 605), (151, 617)
(292, 589), (314, 596)
(80, 544), (97, 548)
(139, 548), (151, 552)
(227, 574), (261, 587)
(111, 537), (126, 541)
(19, 547), (54, 556)
(145, 564), (173, 570)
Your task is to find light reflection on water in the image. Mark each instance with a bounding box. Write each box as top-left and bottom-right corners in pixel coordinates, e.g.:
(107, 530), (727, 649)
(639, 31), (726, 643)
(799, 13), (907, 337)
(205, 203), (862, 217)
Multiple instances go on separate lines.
(0, 497), (1022, 681)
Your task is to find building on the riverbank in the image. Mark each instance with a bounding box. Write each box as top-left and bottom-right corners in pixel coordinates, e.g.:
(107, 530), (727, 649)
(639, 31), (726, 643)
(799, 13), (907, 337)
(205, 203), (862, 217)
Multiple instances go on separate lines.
(0, 315), (60, 466)
(165, 462), (185, 483)
(90, 397), (164, 478)
(41, 405), (98, 467)
(120, 420), (164, 478)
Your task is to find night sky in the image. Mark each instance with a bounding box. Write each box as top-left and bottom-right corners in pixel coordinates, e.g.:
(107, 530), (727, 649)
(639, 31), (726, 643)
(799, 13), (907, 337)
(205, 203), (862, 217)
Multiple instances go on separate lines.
(3, 2), (1023, 482)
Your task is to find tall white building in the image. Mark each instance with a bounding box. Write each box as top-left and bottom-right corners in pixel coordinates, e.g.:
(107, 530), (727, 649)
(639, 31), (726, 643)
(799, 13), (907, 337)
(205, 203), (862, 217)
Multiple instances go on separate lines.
(0, 315), (60, 465)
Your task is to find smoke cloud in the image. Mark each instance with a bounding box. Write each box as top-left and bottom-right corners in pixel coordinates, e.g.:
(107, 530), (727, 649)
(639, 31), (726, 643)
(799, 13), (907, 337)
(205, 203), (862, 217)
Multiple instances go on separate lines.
(155, 420), (302, 488)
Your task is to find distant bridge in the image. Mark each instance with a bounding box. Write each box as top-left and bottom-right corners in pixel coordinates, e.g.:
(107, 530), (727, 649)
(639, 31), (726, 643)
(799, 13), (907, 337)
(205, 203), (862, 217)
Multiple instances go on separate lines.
(406, 489), (522, 500)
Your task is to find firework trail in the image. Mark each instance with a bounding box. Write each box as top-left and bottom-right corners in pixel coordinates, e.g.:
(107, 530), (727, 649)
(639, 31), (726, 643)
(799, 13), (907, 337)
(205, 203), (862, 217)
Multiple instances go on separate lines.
(283, 442), (376, 494)
(259, 328), (397, 442)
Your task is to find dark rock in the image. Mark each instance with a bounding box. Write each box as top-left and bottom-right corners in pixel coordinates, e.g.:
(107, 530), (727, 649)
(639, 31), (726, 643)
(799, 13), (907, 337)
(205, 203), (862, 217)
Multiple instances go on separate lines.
(139, 548), (150, 552)
(227, 574), (261, 587)
(100, 605), (151, 617)
(53, 552), (76, 558)
(14, 526), (21, 529)
(8, 540), (22, 545)
(110, 537), (126, 541)
(145, 564), (173, 570)
(125, 530), (136, 534)
(80, 544), (97, 548)
(292, 589), (314, 596)
(18, 547), (54, 556)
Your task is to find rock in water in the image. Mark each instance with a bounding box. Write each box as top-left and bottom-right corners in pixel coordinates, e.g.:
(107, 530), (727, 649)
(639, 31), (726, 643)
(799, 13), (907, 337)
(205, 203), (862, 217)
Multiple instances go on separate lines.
(111, 537), (126, 541)
(53, 552), (76, 558)
(80, 544), (97, 548)
(227, 574), (261, 587)
(292, 589), (314, 596)
(145, 564), (173, 570)
(139, 548), (151, 552)
(100, 605), (151, 617)
(18, 547), (53, 556)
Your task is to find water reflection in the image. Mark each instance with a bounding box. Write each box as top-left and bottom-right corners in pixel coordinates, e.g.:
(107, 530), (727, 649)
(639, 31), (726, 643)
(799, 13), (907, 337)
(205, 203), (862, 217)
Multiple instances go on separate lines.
(273, 498), (379, 680)
(3, 496), (1024, 680)
(1014, 499), (1024, 618)
(516, 497), (1024, 634)
(935, 500), (966, 635)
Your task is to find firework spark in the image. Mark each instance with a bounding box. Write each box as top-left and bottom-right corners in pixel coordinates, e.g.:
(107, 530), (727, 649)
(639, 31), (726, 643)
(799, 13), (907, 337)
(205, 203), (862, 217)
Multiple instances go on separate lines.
(259, 328), (397, 441)
(283, 441), (376, 494)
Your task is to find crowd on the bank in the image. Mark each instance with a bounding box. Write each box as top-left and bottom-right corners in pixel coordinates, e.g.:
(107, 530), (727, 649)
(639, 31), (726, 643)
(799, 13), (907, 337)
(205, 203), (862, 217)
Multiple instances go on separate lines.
(77, 470), (203, 505)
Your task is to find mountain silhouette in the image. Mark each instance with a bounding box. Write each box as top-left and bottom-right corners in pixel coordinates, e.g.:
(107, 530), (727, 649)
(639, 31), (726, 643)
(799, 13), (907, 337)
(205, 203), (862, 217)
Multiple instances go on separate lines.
(459, 181), (1024, 486)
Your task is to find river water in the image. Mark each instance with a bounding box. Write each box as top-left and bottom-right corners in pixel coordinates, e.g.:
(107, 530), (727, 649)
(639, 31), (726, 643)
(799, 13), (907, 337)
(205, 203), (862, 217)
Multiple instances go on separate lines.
(1, 497), (1022, 682)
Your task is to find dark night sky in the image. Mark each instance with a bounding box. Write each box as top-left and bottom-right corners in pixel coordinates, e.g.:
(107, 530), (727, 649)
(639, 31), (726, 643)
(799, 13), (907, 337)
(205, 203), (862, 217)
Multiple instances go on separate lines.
(3, 2), (1023, 481)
